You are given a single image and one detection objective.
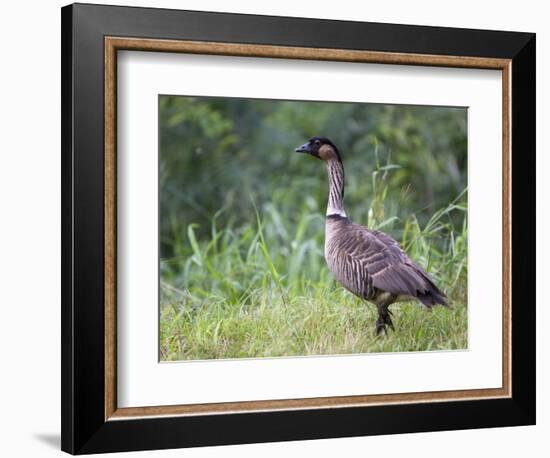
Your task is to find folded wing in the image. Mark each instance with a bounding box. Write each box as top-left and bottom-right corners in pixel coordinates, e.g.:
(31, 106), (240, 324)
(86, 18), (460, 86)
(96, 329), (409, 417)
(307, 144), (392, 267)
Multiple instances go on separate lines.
(336, 225), (448, 307)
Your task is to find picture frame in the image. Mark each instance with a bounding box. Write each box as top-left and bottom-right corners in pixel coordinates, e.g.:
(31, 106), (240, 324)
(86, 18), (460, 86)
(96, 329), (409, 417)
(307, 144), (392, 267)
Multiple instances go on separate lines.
(61, 3), (536, 454)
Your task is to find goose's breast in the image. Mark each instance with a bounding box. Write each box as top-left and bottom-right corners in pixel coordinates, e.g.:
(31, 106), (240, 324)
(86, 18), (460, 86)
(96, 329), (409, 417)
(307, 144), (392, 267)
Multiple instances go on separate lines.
(324, 218), (346, 273)
(324, 218), (372, 298)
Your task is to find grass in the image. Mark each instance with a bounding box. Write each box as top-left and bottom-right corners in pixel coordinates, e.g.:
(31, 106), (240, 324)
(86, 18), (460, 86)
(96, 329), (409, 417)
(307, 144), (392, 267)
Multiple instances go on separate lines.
(160, 160), (468, 361)
(160, 288), (467, 361)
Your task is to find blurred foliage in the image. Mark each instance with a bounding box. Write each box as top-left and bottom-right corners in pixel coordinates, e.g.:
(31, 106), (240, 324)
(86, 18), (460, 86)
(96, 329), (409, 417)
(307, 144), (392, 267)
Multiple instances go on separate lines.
(160, 96), (466, 259)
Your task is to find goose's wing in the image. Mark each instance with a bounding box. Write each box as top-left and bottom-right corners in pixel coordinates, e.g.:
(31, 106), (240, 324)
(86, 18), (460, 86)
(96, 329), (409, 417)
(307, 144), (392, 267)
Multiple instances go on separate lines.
(347, 225), (448, 307)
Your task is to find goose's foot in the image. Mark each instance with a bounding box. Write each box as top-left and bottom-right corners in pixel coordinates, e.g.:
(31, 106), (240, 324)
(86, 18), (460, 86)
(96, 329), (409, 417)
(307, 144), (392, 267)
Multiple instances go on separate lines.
(375, 318), (387, 336)
(375, 304), (395, 336)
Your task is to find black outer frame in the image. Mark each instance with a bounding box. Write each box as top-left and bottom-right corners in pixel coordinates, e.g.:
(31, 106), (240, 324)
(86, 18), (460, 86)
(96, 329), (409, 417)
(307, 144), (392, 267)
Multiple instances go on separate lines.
(61, 3), (536, 454)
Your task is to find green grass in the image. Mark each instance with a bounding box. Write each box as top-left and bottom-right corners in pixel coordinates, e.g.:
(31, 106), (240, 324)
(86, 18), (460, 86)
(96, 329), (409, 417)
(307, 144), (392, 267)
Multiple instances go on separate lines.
(160, 288), (467, 361)
(160, 160), (468, 361)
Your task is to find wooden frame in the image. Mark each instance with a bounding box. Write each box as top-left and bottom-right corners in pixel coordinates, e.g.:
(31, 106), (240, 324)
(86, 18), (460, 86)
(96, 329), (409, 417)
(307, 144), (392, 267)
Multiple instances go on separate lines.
(104, 36), (512, 419)
(62, 3), (535, 454)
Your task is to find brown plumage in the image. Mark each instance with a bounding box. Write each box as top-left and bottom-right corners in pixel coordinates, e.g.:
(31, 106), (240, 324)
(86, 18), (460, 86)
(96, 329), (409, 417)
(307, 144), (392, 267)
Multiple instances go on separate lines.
(295, 136), (448, 335)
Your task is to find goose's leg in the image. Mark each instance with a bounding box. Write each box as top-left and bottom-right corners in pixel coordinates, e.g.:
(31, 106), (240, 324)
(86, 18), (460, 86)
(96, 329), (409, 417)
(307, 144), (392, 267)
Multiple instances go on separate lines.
(385, 307), (395, 331)
(375, 296), (396, 336)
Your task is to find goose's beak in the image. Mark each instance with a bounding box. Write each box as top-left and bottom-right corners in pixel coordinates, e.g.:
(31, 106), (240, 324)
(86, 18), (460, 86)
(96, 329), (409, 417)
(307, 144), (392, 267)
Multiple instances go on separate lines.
(295, 142), (311, 153)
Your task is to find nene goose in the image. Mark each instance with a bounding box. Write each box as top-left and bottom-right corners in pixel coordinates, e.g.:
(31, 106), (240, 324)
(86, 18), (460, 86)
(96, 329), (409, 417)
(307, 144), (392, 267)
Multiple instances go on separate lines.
(295, 136), (448, 335)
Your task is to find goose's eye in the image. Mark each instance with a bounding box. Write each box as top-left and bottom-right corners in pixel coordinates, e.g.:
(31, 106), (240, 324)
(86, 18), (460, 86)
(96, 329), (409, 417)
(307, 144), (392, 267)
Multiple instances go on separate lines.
(314, 140), (321, 146)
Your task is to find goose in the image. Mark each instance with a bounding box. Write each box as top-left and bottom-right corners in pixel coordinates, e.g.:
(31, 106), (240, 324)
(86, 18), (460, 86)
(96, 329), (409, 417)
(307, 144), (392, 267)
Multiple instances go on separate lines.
(295, 136), (448, 335)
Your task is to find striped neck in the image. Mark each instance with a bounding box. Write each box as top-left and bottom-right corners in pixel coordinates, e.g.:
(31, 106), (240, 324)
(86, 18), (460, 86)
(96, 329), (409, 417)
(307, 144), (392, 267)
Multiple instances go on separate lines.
(326, 158), (346, 217)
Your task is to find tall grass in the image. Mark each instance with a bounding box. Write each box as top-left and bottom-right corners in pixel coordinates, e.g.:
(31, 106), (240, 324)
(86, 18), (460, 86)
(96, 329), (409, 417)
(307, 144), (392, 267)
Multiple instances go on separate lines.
(160, 159), (468, 361)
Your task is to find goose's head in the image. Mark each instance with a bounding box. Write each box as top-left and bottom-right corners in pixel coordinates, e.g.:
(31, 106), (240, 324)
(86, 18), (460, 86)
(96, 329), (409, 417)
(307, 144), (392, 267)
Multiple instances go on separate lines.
(295, 136), (342, 162)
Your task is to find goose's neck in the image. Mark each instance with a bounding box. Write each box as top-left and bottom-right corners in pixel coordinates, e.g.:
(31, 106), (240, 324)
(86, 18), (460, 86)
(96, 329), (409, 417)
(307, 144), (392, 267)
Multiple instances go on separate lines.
(326, 159), (346, 217)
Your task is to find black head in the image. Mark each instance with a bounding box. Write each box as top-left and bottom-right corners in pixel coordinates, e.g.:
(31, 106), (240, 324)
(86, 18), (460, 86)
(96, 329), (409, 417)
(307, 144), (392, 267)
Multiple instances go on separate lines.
(295, 136), (342, 162)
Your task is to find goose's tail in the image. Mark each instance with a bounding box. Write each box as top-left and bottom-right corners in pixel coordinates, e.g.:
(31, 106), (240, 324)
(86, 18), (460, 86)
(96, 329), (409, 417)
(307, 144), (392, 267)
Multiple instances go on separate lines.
(413, 265), (449, 308)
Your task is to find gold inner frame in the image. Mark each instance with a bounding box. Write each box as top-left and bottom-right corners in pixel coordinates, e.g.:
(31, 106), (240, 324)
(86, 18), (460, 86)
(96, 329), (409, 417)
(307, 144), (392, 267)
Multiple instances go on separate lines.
(104, 37), (512, 421)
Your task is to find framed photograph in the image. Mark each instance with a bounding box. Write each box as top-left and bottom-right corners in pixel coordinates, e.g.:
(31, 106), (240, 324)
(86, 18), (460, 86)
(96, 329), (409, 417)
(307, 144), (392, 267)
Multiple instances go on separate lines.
(61, 3), (536, 454)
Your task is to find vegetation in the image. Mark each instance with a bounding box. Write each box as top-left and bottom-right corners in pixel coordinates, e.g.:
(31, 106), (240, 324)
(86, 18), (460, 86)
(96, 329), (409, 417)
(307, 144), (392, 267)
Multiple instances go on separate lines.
(159, 96), (468, 361)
